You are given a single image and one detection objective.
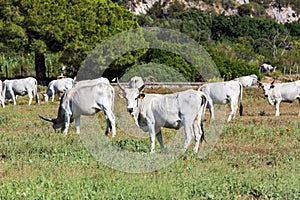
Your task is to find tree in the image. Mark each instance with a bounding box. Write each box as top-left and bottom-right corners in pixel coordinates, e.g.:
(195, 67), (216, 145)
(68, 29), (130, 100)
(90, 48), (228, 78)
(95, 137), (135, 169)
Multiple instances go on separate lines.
(0, 0), (139, 83)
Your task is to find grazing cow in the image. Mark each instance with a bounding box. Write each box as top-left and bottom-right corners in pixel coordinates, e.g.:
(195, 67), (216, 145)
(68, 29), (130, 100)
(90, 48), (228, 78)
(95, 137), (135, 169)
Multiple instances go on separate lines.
(234, 74), (258, 87)
(0, 80), (6, 108)
(198, 80), (243, 122)
(40, 82), (116, 136)
(260, 81), (300, 116)
(73, 77), (110, 88)
(129, 76), (144, 89)
(118, 81), (207, 153)
(43, 78), (74, 102)
(259, 63), (276, 73)
(4, 77), (39, 105)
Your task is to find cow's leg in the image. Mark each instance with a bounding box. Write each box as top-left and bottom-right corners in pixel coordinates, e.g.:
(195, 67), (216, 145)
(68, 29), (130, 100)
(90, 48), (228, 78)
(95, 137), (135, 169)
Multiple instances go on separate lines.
(28, 89), (33, 106)
(75, 117), (80, 134)
(228, 98), (238, 122)
(149, 131), (156, 153)
(0, 97), (5, 108)
(193, 117), (203, 153)
(147, 123), (156, 153)
(275, 101), (280, 116)
(63, 114), (71, 134)
(183, 123), (193, 150)
(52, 91), (55, 102)
(10, 91), (16, 105)
(156, 129), (165, 152)
(207, 99), (215, 120)
(298, 99), (300, 116)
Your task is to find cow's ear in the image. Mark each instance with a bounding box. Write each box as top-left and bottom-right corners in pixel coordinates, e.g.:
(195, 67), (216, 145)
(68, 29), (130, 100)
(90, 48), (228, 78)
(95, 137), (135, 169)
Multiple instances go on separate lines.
(138, 94), (145, 100)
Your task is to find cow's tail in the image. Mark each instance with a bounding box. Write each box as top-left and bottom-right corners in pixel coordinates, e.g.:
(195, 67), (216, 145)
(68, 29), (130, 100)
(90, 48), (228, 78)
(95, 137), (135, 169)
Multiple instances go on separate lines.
(109, 85), (115, 112)
(239, 82), (243, 116)
(34, 79), (39, 104)
(200, 120), (206, 143)
(200, 93), (208, 143)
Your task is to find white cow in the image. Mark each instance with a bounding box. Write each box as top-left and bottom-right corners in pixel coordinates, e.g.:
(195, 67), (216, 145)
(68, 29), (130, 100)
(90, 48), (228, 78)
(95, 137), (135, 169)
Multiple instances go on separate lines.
(199, 80), (243, 122)
(40, 82), (116, 136)
(259, 63), (276, 73)
(234, 74), (258, 87)
(0, 80), (6, 108)
(260, 81), (300, 116)
(4, 77), (39, 105)
(118, 81), (207, 153)
(43, 78), (74, 102)
(129, 76), (144, 89)
(73, 77), (110, 88)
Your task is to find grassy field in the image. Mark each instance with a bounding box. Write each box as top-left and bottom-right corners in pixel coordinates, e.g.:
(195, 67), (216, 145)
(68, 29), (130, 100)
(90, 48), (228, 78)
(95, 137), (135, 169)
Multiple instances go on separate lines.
(0, 87), (299, 199)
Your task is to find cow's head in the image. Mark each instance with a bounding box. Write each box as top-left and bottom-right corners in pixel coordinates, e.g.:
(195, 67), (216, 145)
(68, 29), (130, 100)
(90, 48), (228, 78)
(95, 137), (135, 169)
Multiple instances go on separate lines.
(260, 81), (276, 105)
(117, 78), (145, 120)
(250, 74), (258, 86)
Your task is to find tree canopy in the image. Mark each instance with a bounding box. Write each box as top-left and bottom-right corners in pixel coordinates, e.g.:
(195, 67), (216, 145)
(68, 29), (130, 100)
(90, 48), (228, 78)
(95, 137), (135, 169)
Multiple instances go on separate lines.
(0, 0), (139, 83)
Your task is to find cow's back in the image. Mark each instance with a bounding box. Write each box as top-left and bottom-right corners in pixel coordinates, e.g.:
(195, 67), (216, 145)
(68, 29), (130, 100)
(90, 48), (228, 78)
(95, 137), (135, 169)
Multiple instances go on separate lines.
(177, 90), (206, 118)
(271, 82), (300, 100)
(138, 94), (180, 128)
(68, 83), (114, 117)
(200, 82), (227, 104)
(55, 78), (73, 91)
(74, 77), (109, 88)
(5, 77), (37, 95)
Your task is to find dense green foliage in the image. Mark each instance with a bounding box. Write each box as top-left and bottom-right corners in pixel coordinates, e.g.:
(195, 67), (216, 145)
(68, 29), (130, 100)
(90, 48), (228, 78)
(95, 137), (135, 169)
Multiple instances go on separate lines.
(1, 1), (300, 81)
(0, 0), (139, 81)
(138, 8), (300, 79)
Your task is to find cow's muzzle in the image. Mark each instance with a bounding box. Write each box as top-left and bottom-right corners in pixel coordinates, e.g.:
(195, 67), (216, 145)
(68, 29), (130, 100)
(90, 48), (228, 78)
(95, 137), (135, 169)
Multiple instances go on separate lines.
(127, 108), (133, 114)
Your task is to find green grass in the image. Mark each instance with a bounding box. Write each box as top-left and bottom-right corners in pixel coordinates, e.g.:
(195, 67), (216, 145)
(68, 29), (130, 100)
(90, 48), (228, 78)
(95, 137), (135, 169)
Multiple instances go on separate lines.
(0, 89), (299, 199)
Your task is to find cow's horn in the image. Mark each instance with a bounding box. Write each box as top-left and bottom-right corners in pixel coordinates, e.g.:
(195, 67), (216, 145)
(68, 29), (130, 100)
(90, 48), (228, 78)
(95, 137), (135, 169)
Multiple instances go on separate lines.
(116, 78), (125, 92)
(39, 115), (54, 123)
(138, 84), (145, 92)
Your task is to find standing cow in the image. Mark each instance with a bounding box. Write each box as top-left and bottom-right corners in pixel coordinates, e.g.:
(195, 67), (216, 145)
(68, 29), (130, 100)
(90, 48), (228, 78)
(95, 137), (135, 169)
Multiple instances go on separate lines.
(260, 80), (300, 116)
(234, 74), (258, 87)
(259, 63), (276, 73)
(199, 80), (243, 122)
(118, 81), (207, 153)
(4, 77), (39, 105)
(0, 80), (6, 108)
(43, 78), (74, 102)
(40, 82), (116, 136)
